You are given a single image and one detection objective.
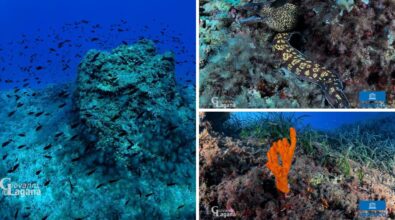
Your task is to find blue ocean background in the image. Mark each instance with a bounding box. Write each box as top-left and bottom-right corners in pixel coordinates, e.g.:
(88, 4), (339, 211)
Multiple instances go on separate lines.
(233, 112), (390, 131)
(0, 0), (195, 89)
(0, 0), (196, 219)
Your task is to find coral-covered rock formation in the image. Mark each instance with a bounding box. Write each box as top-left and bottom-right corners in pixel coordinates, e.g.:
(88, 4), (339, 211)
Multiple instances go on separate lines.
(74, 40), (195, 181)
(0, 40), (195, 219)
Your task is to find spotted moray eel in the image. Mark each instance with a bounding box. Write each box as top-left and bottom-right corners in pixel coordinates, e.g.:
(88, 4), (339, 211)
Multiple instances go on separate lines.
(248, 2), (350, 108)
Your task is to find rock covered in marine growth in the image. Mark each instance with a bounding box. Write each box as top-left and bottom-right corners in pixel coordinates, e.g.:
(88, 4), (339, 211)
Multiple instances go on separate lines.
(74, 40), (194, 175)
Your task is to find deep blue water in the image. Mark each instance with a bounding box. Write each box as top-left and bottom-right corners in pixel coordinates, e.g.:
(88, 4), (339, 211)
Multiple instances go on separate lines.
(292, 112), (389, 131)
(0, 0), (195, 89)
(234, 112), (392, 131)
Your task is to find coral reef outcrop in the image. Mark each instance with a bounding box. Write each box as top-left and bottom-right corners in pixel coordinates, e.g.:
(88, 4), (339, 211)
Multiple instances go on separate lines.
(74, 40), (195, 181)
(0, 40), (195, 219)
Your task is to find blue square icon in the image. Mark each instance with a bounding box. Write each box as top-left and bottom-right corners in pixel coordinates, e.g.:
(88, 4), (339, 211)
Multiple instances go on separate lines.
(359, 91), (386, 108)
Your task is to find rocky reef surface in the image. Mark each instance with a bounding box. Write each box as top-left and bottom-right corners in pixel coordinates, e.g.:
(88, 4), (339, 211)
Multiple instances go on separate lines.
(0, 40), (195, 219)
(199, 0), (395, 108)
(199, 113), (395, 219)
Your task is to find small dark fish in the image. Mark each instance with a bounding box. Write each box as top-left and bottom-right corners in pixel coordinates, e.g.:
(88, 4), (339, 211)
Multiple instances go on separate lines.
(86, 168), (97, 176)
(71, 156), (81, 162)
(91, 52), (100, 61)
(90, 37), (99, 42)
(125, 199), (130, 205)
(43, 143), (52, 150)
(84, 113), (93, 118)
(22, 213), (31, 218)
(14, 209), (19, 219)
(36, 170), (41, 175)
(8, 110), (16, 117)
(111, 114), (121, 121)
(42, 215), (49, 220)
(177, 204), (185, 210)
(54, 132), (64, 138)
(167, 182), (177, 186)
(2, 154), (8, 160)
(145, 193), (154, 198)
(44, 155), (52, 159)
(70, 122), (80, 129)
(18, 133), (26, 137)
(2, 139), (12, 147)
(8, 163), (19, 173)
(58, 90), (69, 98)
(44, 180), (50, 186)
(118, 130), (127, 137)
(35, 111), (44, 117)
(69, 134), (79, 140)
(16, 103), (24, 108)
(137, 188), (142, 198)
(58, 103), (67, 108)
(22, 83), (29, 88)
(168, 125), (178, 132)
(28, 111), (35, 115)
(35, 66), (44, 71)
(35, 124), (43, 131)
(17, 144), (26, 149)
(96, 183), (105, 189)
(108, 179), (120, 184)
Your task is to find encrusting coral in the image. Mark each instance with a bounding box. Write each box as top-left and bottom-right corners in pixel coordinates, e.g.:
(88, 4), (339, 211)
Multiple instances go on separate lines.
(266, 127), (297, 194)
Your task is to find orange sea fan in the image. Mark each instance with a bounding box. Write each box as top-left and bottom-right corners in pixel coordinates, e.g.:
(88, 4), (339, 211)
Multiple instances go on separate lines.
(265, 127), (297, 194)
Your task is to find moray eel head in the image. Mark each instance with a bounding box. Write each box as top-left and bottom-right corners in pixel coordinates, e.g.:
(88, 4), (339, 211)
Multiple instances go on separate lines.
(261, 3), (299, 32)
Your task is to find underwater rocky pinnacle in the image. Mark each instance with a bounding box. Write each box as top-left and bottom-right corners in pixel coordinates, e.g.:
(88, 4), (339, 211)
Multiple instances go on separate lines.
(74, 39), (195, 177)
(0, 39), (195, 219)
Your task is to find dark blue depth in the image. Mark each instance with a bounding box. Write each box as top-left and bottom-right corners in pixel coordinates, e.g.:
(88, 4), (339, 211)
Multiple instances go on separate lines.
(0, 0), (196, 90)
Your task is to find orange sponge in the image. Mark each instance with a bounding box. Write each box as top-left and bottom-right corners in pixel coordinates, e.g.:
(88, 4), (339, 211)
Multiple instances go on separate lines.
(265, 127), (297, 194)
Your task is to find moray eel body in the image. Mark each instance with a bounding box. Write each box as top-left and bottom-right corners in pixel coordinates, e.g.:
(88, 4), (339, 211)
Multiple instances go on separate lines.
(243, 2), (349, 108)
(273, 33), (349, 108)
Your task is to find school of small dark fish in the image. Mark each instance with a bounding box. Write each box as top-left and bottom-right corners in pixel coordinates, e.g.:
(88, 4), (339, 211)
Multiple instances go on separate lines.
(0, 19), (196, 219)
(0, 19), (195, 91)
